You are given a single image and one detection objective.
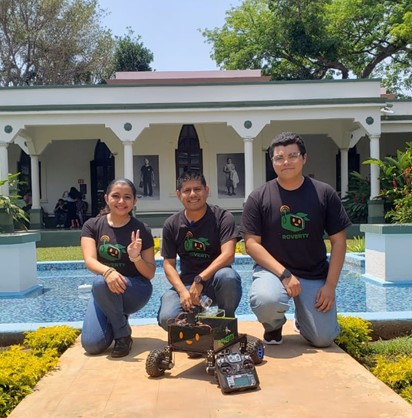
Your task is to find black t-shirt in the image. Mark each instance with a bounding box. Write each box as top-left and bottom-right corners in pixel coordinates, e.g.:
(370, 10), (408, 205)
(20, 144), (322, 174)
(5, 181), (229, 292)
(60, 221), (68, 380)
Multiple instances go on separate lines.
(81, 215), (154, 276)
(162, 204), (239, 285)
(241, 177), (351, 279)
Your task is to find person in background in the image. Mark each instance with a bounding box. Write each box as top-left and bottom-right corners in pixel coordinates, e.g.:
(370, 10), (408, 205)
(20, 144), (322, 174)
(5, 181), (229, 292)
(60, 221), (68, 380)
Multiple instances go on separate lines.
(140, 158), (155, 197)
(241, 132), (351, 348)
(80, 178), (156, 358)
(223, 157), (239, 196)
(54, 198), (67, 228)
(65, 186), (81, 229)
(22, 191), (32, 212)
(76, 194), (88, 226)
(157, 170), (242, 331)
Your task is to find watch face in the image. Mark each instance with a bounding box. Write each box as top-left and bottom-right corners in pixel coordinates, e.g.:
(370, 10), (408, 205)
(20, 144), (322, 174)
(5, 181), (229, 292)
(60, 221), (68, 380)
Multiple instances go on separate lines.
(194, 275), (202, 284)
(283, 269), (291, 278)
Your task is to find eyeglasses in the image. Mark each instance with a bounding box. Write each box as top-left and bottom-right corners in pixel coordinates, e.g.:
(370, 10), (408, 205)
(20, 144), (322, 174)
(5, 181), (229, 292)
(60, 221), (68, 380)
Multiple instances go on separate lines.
(180, 187), (205, 195)
(272, 152), (302, 164)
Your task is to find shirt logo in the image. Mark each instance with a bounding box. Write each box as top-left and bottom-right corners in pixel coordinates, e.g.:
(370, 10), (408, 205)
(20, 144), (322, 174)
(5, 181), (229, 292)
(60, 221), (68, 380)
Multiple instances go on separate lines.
(280, 205), (309, 233)
(98, 235), (126, 261)
(184, 231), (211, 259)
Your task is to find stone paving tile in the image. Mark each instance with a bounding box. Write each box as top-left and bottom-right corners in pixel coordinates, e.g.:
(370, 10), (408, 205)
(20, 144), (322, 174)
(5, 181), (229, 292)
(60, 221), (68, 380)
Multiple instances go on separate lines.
(8, 321), (412, 418)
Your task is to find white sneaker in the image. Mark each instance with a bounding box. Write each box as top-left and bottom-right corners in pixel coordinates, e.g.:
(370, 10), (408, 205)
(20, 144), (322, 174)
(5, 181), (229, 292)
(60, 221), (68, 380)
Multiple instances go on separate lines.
(293, 319), (300, 333)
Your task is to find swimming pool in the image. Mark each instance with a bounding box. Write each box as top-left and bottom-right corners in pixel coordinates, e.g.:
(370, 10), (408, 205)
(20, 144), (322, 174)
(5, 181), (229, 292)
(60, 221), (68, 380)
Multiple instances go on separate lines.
(1, 255), (412, 331)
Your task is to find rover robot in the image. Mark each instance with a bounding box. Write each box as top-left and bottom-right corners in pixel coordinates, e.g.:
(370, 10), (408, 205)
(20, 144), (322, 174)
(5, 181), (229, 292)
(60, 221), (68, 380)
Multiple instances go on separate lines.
(145, 305), (264, 393)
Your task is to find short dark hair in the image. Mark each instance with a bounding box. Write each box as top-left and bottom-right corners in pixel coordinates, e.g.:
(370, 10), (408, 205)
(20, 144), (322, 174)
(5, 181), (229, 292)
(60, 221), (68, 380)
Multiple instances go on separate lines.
(269, 132), (307, 159)
(176, 170), (207, 190)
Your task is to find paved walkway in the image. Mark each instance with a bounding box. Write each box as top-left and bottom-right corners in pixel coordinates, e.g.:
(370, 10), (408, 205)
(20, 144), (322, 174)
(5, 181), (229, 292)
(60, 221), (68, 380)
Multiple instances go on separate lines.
(9, 321), (412, 418)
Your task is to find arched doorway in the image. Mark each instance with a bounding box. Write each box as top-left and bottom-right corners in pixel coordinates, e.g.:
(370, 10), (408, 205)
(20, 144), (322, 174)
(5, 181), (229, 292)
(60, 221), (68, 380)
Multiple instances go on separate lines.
(175, 124), (203, 180)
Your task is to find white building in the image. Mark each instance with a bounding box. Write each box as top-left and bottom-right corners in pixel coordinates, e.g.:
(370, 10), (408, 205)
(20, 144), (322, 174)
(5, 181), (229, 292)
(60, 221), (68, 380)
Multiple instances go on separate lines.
(1, 70), (411, 228)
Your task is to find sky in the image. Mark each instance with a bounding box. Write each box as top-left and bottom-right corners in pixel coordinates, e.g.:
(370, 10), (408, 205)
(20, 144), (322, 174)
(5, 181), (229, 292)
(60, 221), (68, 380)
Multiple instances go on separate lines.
(98, 0), (242, 72)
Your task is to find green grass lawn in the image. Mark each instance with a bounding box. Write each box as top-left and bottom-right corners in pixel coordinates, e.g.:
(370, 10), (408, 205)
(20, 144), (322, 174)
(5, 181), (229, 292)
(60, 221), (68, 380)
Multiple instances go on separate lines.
(36, 238), (364, 261)
(36, 246), (83, 261)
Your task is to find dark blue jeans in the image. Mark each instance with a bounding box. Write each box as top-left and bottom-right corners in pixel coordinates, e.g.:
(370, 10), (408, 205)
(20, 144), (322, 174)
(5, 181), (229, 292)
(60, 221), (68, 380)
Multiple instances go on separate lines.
(157, 267), (242, 331)
(81, 275), (152, 355)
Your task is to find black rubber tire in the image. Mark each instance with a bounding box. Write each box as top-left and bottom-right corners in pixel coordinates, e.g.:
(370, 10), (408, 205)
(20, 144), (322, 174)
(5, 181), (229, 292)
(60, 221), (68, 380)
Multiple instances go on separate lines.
(246, 336), (265, 365)
(146, 349), (166, 377)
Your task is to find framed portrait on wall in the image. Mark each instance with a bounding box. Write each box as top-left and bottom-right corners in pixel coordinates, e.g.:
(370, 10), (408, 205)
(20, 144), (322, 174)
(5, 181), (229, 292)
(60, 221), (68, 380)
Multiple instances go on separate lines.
(133, 155), (160, 199)
(217, 153), (245, 198)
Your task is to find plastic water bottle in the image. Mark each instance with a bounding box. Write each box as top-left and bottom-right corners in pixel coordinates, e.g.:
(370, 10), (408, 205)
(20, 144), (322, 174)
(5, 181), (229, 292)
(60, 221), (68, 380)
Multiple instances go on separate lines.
(200, 295), (213, 311)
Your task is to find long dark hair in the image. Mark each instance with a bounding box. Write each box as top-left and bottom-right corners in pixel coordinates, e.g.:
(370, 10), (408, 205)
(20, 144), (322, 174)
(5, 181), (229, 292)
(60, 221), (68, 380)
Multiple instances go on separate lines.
(98, 178), (137, 216)
(68, 187), (81, 200)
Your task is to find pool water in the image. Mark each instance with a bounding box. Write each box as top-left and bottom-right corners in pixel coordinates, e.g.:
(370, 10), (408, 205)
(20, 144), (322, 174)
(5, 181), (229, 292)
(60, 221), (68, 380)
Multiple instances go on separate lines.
(1, 256), (412, 325)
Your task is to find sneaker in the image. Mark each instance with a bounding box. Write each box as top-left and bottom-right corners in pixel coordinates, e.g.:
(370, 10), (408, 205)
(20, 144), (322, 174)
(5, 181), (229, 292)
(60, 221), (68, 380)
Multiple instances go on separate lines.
(293, 319), (301, 334)
(263, 327), (283, 345)
(111, 336), (133, 358)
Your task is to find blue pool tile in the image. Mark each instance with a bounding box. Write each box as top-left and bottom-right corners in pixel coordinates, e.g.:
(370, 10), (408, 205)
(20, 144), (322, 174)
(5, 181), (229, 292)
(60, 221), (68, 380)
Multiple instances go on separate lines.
(1, 254), (412, 330)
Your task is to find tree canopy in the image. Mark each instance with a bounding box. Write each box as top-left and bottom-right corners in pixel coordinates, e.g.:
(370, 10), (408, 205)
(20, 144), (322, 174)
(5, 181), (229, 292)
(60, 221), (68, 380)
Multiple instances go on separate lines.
(202, 0), (412, 96)
(0, 0), (154, 86)
(113, 29), (153, 73)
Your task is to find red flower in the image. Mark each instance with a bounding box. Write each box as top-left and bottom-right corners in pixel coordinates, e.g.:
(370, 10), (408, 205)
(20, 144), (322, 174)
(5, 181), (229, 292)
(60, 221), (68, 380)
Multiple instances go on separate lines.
(403, 167), (411, 185)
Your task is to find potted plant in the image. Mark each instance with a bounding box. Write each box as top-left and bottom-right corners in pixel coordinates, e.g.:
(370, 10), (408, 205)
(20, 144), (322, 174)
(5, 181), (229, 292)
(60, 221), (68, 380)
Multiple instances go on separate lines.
(361, 143), (412, 283)
(0, 173), (29, 232)
(364, 141), (412, 223)
(0, 173), (40, 295)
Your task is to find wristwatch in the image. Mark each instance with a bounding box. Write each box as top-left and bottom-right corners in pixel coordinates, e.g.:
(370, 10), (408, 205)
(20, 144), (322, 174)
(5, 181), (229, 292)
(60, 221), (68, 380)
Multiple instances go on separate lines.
(194, 274), (204, 285)
(279, 269), (292, 281)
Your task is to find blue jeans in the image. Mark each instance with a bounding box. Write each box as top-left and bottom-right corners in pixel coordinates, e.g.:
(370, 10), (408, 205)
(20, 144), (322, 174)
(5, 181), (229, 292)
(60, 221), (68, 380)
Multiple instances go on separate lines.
(249, 265), (339, 347)
(157, 267), (242, 331)
(81, 275), (153, 355)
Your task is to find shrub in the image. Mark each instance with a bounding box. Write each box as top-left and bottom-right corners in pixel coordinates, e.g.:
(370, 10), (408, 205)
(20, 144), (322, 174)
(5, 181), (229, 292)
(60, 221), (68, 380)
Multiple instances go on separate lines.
(342, 171), (370, 223)
(153, 237), (161, 254)
(346, 235), (365, 253)
(0, 346), (59, 417)
(372, 355), (412, 392)
(364, 142), (412, 223)
(0, 326), (79, 416)
(400, 385), (412, 403)
(369, 336), (412, 358)
(387, 192), (412, 223)
(235, 240), (246, 254)
(335, 315), (372, 360)
(24, 325), (80, 355)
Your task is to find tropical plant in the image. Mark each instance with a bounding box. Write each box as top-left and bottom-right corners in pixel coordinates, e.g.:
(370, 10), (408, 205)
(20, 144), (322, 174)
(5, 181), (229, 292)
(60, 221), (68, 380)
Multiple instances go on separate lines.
(0, 173), (28, 232)
(363, 142), (412, 223)
(346, 235), (365, 253)
(342, 172), (370, 223)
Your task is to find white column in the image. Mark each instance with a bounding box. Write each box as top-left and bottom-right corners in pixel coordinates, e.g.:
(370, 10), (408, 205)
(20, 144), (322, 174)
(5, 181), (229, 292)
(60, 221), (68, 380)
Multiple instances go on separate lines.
(243, 137), (254, 199)
(340, 148), (349, 198)
(0, 143), (9, 196)
(369, 135), (380, 198)
(30, 155), (41, 210)
(123, 141), (134, 181)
